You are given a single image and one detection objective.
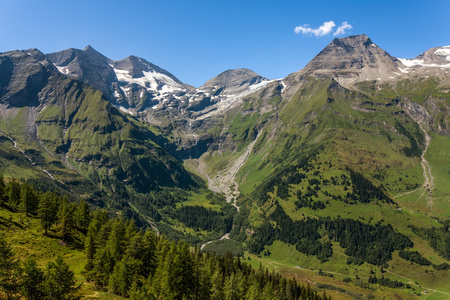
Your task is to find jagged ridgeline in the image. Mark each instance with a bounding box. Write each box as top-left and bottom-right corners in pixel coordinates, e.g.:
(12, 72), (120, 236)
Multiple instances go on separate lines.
(0, 34), (450, 298)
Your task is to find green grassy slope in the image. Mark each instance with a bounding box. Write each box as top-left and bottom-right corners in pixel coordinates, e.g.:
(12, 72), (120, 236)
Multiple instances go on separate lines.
(197, 76), (450, 298)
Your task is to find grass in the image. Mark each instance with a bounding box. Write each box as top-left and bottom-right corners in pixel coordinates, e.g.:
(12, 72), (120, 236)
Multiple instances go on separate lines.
(241, 243), (421, 300)
(0, 207), (123, 299)
(425, 132), (450, 218)
(202, 239), (243, 256)
(176, 189), (223, 212)
(218, 77), (450, 299)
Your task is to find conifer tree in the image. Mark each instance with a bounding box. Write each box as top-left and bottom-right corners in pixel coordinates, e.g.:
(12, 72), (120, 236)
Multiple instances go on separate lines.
(106, 218), (127, 262)
(0, 235), (20, 298)
(148, 242), (177, 299)
(0, 173), (5, 205)
(57, 197), (74, 242)
(21, 256), (45, 300)
(20, 182), (38, 215)
(85, 225), (97, 260)
(108, 256), (142, 297)
(90, 247), (115, 287)
(75, 200), (91, 231)
(140, 229), (157, 277)
(172, 242), (196, 298)
(38, 192), (55, 235)
(224, 272), (245, 300)
(128, 281), (148, 300)
(6, 178), (21, 207)
(44, 256), (79, 300)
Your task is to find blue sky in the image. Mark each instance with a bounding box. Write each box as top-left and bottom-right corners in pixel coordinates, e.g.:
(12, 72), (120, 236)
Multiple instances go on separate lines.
(1, 0), (449, 87)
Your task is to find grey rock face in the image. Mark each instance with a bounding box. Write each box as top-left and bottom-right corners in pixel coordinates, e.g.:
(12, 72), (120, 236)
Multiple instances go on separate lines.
(113, 55), (184, 85)
(413, 46), (450, 66)
(46, 46), (271, 118)
(288, 34), (404, 86)
(0, 50), (51, 107)
(46, 46), (117, 101)
(201, 68), (268, 96)
(46, 47), (192, 110)
(305, 34), (400, 71)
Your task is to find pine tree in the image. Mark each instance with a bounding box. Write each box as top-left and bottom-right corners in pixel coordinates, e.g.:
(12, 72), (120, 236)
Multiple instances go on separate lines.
(90, 247), (115, 287)
(172, 242), (195, 299)
(74, 200), (91, 231)
(21, 256), (45, 300)
(6, 178), (21, 207)
(57, 198), (74, 242)
(44, 256), (79, 300)
(20, 183), (38, 215)
(38, 192), (54, 235)
(106, 218), (127, 262)
(148, 242), (177, 299)
(128, 281), (148, 300)
(136, 229), (157, 277)
(108, 256), (142, 297)
(0, 173), (6, 205)
(85, 224), (97, 260)
(0, 235), (20, 298)
(223, 272), (244, 300)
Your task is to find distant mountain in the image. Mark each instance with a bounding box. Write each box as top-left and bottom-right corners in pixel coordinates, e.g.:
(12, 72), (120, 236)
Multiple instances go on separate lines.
(46, 46), (116, 100)
(0, 35), (449, 297)
(0, 49), (196, 198)
(201, 68), (269, 95)
(46, 47), (270, 117)
(399, 46), (450, 68)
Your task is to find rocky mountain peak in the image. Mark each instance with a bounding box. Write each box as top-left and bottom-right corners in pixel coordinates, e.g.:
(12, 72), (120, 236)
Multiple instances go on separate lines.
(46, 46), (117, 100)
(113, 55), (183, 86)
(305, 34), (398, 71)
(399, 46), (450, 68)
(201, 68), (269, 96)
(295, 34), (403, 85)
(83, 45), (95, 51)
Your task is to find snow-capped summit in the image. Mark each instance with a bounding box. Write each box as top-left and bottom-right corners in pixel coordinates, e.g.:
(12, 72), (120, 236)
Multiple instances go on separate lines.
(46, 47), (273, 117)
(46, 47), (193, 111)
(399, 46), (450, 68)
(112, 56), (186, 94)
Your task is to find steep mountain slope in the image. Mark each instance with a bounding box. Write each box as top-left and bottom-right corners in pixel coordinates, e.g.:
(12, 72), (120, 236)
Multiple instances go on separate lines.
(0, 49), (195, 197)
(46, 47), (272, 119)
(176, 35), (450, 297)
(1, 34), (449, 297)
(299, 34), (403, 84)
(399, 46), (450, 68)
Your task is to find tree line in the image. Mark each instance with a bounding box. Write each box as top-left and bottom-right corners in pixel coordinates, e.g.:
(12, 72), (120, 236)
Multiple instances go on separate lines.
(82, 210), (330, 299)
(0, 175), (91, 241)
(0, 236), (79, 299)
(247, 204), (413, 266)
(0, 175), (330, 299)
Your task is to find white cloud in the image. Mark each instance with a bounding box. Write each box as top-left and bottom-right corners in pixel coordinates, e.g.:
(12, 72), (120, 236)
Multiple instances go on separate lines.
(333, 21), (352, 36)
(294, 21), (336, 37)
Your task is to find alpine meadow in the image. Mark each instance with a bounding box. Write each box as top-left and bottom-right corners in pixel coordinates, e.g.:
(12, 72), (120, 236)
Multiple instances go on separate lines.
(0, 27), (449, 300)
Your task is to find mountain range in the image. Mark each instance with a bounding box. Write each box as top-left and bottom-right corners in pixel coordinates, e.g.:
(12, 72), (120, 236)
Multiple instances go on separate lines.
(1, 34), (449, 298)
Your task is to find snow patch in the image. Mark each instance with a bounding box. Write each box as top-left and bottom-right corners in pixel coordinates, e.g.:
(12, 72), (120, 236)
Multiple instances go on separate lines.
(435, 46), (450, 60)
(399, 57), (450, 68)
(113, 105), (135, 115)
(113, 67), (185, 94)
(55, 65), (69, 74)
(280, 80), (287, 93)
